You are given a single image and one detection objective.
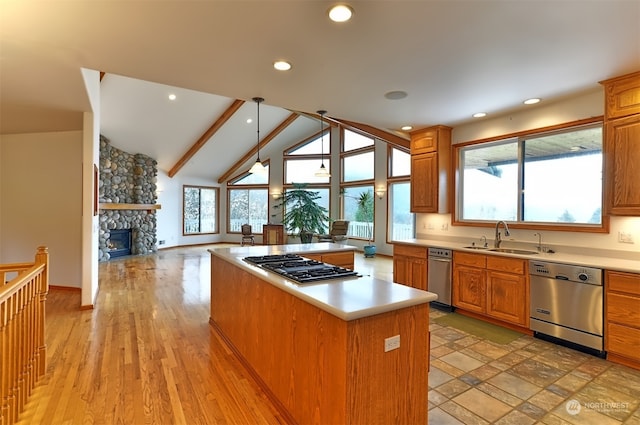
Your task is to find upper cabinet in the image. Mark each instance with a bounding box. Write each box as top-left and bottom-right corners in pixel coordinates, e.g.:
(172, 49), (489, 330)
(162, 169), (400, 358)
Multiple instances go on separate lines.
(600, 71), (640, 215)
(410, 125), (452, 213)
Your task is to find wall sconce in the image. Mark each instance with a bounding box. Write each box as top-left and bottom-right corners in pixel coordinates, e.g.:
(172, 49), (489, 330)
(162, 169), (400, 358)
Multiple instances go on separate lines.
(375, 187), (386, 199)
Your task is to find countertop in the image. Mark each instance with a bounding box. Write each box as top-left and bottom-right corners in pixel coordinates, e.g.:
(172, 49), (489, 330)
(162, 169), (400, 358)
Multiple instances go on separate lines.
(209, 243), (437, 321)
(394, 238), (640, 273)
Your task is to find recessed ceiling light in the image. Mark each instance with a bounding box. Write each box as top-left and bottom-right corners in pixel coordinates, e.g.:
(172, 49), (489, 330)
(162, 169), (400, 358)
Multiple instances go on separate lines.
(473, 112), (487, 118)
(384, 90), (408, 100)
(401, 125), (413, 131)
(168, 94), (176, 101)
(328, 4), (353, 22)
(524, 98), (541, 105)
(273, 60), (292, 71)
(246, 118), (253, 124)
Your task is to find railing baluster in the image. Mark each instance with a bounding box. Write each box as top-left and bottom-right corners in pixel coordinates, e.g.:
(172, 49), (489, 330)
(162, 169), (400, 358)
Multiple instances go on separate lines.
(0, 246), (48, 425)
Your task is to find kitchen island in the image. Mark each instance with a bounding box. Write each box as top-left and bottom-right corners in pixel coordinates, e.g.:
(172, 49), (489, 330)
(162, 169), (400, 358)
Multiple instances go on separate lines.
(209, 243), (436, 425)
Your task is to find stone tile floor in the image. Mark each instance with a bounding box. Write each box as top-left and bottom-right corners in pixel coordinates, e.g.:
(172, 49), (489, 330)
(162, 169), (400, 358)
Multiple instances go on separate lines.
(428, 308), (640, 425)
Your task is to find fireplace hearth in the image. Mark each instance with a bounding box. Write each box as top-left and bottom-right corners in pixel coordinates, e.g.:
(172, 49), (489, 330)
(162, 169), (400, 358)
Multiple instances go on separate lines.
(108, 229), (132, 258)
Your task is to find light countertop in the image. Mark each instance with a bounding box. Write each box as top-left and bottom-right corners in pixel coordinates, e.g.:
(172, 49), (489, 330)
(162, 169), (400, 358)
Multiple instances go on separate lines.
(394, 238), (640, 273)
(209, 243), (437, 321)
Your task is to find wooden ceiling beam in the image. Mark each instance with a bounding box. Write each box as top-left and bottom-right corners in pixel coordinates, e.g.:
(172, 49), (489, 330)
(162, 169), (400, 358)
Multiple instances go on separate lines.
(330, 118), (410, 149)
(217, 112), (299, 183)
(168, 99), (245, 178)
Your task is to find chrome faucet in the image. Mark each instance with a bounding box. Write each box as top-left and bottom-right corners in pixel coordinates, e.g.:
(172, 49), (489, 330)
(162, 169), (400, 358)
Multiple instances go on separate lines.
(494, 221), (511, 248)
(534, 232), (542, 252)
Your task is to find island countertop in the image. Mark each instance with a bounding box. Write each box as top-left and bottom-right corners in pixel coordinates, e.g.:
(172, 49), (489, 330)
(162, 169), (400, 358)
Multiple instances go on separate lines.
(209, 243), (437, 321)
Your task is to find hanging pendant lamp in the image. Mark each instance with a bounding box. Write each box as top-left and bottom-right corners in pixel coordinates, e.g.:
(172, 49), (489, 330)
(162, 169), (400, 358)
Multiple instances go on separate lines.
(314, 110), (331, 177)
(249, 97), (267, 174)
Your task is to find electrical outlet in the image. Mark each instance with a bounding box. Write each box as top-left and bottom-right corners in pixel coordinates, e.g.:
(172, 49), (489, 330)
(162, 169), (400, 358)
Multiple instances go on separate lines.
(427, 222), (434, 230)
(441, 223), (449, 231)
(158, 240), (166, 245)
(384, 335), (400, 352)
(618, 232), (634, 244)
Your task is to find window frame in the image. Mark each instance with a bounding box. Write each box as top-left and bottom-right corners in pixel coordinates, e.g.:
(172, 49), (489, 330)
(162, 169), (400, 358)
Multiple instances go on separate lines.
(387, 145), (414, 242)
(226, 168), (270, 235)
(453, 117), (609, 233)
(182, 185), (220, 235)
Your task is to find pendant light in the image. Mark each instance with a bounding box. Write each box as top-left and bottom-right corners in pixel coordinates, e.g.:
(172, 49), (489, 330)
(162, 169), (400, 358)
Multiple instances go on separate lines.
(314, 110), (331, 177)
(249, 97), (267, 174)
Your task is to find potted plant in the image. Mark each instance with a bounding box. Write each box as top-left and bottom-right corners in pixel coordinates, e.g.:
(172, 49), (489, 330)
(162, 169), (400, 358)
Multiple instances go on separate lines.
(273, 183), (329, 243)
(356, 190), (376, 257)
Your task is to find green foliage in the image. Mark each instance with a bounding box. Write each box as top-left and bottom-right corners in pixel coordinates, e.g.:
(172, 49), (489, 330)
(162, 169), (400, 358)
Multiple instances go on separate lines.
(273, 183), (329, 239)
(356, 190), (374, 243)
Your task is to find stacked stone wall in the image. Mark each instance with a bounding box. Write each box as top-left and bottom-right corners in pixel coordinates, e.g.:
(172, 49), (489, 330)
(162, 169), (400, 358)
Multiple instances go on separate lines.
(98, 135), (158, 261)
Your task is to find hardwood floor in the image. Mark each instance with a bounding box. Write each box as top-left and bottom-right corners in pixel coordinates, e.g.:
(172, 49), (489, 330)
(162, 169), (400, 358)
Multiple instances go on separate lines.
(17, 245), (286, 425)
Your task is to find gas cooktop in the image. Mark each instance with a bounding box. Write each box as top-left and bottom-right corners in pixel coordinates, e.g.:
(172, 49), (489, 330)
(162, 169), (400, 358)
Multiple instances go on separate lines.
(244, 254), (359, 284)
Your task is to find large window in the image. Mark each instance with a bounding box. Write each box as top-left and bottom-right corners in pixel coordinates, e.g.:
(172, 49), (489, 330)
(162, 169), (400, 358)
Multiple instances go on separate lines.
(228, 171), (269, 234)
(284, 131), (330, 184)
(388, 146), (414, 241)
(342, 185), (374, 240)
(457, 122), (603, 227)
(183, 186), (218, 235)
(341, 129), (376, 240)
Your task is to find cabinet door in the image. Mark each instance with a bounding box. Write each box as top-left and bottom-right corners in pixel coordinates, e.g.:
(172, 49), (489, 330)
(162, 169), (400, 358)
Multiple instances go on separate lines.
(602, 71), (640, 120)
(486, 271), (528, 326)
(393, 255), (411, 286)
(606, 114), (640, 215)
(410, 258), (428, 290)
(410, 152), (438, 213)
(410, 129), (437, 154)
(452, 265), (485, 313)
(321, 252), (354, 270)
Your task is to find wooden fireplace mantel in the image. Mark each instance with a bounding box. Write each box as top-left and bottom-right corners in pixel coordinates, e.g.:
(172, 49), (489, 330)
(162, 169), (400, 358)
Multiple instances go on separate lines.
(99, 203), (161, 211)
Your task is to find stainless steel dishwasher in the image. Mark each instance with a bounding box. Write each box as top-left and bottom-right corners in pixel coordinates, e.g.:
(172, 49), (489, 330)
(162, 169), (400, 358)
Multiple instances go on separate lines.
(428, 247), (453, 311)
(529, 260), (604, 357)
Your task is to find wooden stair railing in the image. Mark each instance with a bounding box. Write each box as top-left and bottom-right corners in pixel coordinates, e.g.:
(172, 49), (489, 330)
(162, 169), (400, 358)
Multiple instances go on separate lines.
(0, 246), (49, 425)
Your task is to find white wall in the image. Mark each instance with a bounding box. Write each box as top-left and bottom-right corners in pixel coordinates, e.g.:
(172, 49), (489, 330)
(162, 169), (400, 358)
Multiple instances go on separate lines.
(416, 88), (640, 256)
(0, 130), (83, 287)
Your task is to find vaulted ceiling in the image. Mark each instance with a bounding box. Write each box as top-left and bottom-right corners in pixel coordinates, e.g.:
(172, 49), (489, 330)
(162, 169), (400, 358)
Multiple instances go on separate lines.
(2, 1), (639, 182)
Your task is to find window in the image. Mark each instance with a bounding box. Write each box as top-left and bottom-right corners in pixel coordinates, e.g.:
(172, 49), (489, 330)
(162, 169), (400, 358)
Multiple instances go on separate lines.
(228, 189), (268, 234)
(284, 132), (330, 184)
(388, 147), (414, 240)
(183, 186), (218, 234)
(228, 171), (269, 234)
(390, 147), (411, 177)
(457, 122), (603, 227)
(342, 185), (374, 240)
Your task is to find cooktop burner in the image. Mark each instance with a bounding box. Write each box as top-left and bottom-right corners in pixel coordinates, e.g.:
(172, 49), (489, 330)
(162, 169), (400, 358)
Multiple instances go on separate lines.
(244, 254), (359, 284)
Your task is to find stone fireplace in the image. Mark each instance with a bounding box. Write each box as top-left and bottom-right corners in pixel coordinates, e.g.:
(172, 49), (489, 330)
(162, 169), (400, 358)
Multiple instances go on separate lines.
(98, 135), (158, 261)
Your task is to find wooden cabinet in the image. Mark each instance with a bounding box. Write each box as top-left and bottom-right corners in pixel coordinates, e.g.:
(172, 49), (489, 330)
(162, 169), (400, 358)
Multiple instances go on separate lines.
(605, 270), (640, 370)
(263, 224), (285, 245)
(305, 251), (354, 270)
(410, 125), (451, 213)
(453, 252), (529, 327)
(485, 256), (528, 326)
(452, 252), (486, 313)
(392, 244), (428, 290)
(600, 71), (640, 215)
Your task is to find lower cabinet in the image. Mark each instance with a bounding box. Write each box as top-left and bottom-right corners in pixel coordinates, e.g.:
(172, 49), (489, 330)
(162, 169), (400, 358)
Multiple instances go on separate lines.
(392, 244), (428, 290)
(453, 251), (529, 327)
(305, 251), (354, 270)
(606, 270), (640, 369)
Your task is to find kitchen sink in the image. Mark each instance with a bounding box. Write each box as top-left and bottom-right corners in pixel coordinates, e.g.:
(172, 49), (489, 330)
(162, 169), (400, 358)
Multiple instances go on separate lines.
(488, 248), (539, 255)
(463, 246), (488, 250)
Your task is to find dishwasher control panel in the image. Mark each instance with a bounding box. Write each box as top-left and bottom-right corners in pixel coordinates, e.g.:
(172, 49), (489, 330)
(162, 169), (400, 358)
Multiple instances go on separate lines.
(529, 260), (602, 285)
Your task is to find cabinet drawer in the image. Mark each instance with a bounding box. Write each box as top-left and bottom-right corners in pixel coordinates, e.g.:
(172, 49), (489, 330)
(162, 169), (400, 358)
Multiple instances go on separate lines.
(607, 292), (640, 325)
(607, 270), (640, 296)
(320, 252), (354, 270)
(486, 256), (526, 274)
(607, 322), (640, 361)
(453, 252), (486, 268)
(394, 244), (427, 258)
